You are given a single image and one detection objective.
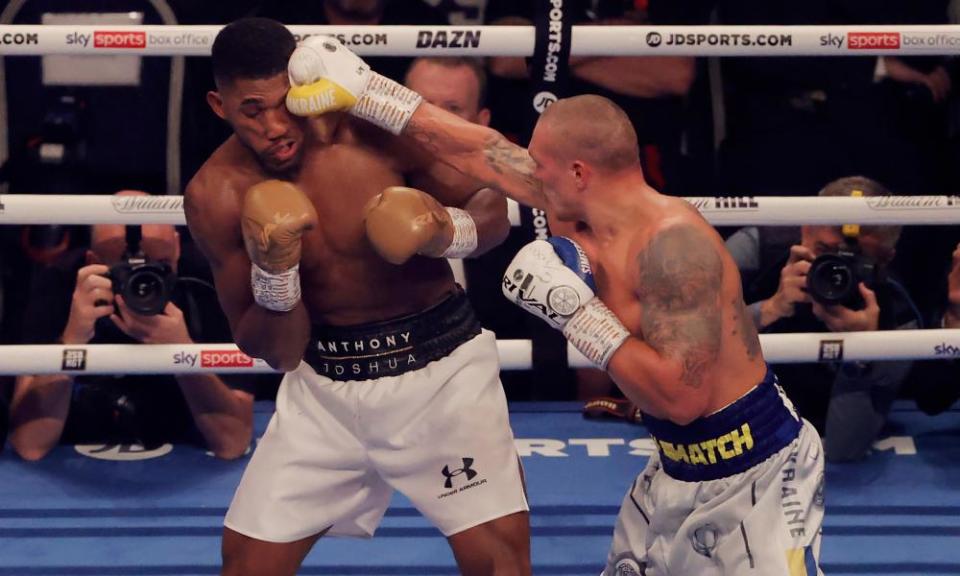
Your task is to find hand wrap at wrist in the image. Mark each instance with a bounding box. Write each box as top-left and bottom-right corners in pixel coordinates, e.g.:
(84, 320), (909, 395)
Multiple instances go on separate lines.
(251, 263), (301, 312)
(353, 73), (423, 135)
(563, 298), (630, 369)
(440, 208), (478, 259)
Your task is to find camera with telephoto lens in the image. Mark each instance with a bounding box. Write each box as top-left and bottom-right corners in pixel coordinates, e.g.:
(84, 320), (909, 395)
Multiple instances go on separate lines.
(106, 226), (177, 316)
(805, 247), (880, 310)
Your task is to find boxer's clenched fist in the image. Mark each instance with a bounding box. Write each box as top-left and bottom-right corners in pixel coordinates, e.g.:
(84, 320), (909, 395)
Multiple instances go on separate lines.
(242, 180), (318, 311)
(286, 36), (422, 135)
(364, 186), (477, 265)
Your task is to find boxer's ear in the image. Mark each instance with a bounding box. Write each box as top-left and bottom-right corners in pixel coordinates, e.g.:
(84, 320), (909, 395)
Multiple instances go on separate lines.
(207, 91), (226, 120)
(477, 107), (491, 127)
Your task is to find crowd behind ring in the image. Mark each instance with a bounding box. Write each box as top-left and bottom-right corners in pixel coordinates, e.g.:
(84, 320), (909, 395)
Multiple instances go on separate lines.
(1, 0), (960, 468)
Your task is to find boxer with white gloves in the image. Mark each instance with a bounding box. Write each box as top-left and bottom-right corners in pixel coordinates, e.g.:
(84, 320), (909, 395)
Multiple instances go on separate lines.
(502, 237), (628, 370)
(287, 37), (826, 574)
(185, 18), (527, 576)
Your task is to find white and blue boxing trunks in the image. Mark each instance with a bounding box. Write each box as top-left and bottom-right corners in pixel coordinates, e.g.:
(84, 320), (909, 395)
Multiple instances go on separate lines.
(225, 290), (529, 541)
(605, 368), (825, 576)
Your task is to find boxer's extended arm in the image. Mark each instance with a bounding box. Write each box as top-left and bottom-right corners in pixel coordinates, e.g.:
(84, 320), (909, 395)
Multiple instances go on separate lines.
(284, 37), (546, 210)
(404, 104), (549, 210)
(184, 181), (310, 372)
(606, 224), (725, 423)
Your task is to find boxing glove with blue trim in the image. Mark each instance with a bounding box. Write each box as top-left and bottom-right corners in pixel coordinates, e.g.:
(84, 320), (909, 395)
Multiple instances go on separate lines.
(502, 237), (629, 369)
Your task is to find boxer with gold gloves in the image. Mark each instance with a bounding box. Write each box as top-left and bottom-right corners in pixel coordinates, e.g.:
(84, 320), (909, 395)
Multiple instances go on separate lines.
(183, 18), (529, 576)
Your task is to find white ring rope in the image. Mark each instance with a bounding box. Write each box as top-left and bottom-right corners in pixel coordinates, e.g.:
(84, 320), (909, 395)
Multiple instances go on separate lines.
(1, 25), (960, 57)
(2, 330), (959, 374)
(2, 194), (960, 226)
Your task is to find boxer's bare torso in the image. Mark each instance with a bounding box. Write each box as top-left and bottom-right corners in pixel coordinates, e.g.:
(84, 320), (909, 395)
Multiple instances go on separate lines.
(188, 117), (456, 327)
(554, 193), (765, 419)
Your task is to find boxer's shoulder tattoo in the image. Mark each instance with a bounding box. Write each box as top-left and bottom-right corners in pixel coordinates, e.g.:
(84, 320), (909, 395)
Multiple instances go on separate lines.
(482, 134), (542, 194)
(637, 224), (723, 388)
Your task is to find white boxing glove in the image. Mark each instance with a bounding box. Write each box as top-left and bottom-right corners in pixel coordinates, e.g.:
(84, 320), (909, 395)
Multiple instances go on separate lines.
(286, 36), (422, 135)
(503, 237), (630, 369)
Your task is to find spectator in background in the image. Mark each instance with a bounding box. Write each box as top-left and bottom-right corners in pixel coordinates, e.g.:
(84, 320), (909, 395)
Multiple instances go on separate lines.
(482, 0), (697, 195)
(405, 57), (491, 126)
(709, 1), (956, 244)
(8, 191), (255, 461)
(726, 176), (922, 462)
(708, 0), (945, 198)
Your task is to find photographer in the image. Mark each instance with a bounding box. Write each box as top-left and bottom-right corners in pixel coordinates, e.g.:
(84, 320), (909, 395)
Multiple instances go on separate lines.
(8, 192), (254, 461)
(727, 176), (922, 462)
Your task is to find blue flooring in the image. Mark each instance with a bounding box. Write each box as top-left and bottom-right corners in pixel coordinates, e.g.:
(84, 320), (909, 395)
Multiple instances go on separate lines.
(1, 401), (958, 575)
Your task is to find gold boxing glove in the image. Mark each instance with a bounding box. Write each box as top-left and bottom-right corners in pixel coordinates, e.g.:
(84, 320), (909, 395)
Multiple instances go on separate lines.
(241, 180), (318, 311)
(364, 186), (477, 265)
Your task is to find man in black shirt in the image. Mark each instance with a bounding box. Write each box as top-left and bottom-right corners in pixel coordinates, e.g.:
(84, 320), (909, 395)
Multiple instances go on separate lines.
(8, 192), (255, 460)
(483, 0), (697, 195)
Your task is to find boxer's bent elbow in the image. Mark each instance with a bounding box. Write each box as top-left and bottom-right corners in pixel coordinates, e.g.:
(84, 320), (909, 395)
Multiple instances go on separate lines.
(658, 383), (711, 425)
(489, 207), (511, 249)
(210, 432), (253, 461)
(235, 336), (302, 373)
(663, 401), (707, 426)
(265, 354), (303, 373)
(618, 384), (706, 426)
(231, 306), (309, 372)
(11, 436), (54, 462)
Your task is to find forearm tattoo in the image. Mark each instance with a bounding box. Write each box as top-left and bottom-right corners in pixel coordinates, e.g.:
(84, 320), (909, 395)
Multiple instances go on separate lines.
(403, 119), (443, 156)
(481, 134), (543, 199)
(637, 225), (723, 388)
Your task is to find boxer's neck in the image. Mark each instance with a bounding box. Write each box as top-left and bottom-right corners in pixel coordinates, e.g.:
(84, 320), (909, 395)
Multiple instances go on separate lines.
(580, 171), (654, 242)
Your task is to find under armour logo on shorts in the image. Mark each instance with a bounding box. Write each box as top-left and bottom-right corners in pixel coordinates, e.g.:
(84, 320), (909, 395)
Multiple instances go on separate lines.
(441, 457), (478, 489)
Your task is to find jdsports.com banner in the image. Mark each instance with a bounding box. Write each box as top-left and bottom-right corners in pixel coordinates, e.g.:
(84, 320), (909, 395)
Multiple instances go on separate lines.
(3, 25), (960, 56)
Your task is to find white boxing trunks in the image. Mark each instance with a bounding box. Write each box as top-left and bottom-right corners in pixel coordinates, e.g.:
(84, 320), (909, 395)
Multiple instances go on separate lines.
(604, 368), (825, 576)
(225, 290), (529, 541)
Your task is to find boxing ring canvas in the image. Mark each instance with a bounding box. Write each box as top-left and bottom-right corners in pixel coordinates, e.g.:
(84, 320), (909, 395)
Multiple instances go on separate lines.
(0, 401), (958, 575)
